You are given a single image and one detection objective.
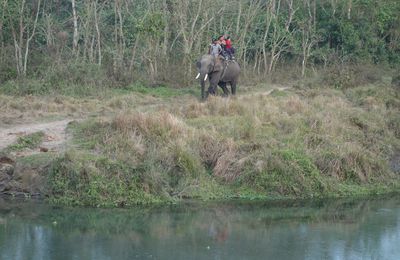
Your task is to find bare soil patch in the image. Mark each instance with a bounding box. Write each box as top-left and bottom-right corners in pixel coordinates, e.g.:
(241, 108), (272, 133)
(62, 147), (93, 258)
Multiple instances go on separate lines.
(0, 119), (72, 154)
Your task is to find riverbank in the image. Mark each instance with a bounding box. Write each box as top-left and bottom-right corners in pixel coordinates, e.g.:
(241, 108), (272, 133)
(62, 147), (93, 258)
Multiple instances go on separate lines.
(1, 80), (399, 206)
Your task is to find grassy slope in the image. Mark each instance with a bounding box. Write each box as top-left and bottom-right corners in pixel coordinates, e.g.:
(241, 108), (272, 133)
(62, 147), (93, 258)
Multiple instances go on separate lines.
(1, 79), (399, 206)
(36, 82), (400, 207)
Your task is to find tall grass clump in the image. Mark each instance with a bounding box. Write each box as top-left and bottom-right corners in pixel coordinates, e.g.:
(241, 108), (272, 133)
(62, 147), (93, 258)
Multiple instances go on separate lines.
(49, 111), (232, 206)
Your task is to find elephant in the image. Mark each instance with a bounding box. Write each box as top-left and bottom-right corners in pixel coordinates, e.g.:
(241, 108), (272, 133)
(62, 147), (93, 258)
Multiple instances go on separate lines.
(196, 54), (240, 100)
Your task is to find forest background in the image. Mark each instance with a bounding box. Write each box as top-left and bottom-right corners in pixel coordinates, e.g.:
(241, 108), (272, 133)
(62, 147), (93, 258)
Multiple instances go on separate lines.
(0, 0), (399, 94)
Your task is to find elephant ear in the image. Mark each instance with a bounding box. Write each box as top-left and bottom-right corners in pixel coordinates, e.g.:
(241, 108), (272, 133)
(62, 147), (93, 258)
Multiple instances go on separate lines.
(213, 57), (224, 72)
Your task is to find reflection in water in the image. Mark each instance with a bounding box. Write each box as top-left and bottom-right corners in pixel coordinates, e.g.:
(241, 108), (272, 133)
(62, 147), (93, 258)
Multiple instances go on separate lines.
(0, 196), (399, 260)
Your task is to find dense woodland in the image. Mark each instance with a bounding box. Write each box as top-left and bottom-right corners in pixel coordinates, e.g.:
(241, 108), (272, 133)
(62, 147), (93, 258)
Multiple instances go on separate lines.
(0, 0), (399, 90)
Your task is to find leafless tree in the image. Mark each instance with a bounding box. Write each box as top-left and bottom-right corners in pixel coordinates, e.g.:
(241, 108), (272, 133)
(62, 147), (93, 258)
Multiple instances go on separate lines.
(7, 0), (41, 76)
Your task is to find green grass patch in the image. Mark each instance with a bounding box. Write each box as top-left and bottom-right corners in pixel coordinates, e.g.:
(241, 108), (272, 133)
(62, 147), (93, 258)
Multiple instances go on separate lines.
(237, 149), (328, 198)
(4, 131), (45, 152)
(16, 152), (56, 168)
(47, 151), (163, 207)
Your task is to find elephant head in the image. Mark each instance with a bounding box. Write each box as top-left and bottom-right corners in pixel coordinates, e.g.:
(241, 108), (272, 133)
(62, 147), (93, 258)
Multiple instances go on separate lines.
(196, 54), (224, 99)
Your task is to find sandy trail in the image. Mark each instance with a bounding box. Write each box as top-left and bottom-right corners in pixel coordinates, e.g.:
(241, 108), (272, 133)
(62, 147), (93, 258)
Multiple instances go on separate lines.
(0, 119), (72, 152)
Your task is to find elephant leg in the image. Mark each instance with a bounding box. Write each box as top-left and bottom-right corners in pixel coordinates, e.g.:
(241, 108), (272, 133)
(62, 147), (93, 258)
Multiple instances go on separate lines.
(201, 83), (205, 100)
(208, 79), (219, 96)
(218, 82), (229, 96)
(231, 80), (237, 95)
(208, 85), (215, 95)
(207, 72), (222, 97)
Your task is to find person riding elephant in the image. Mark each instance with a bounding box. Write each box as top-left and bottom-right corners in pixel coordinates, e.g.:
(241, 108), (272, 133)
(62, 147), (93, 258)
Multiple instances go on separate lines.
(209, 38), (222, 57)
(195, 54), (240, 100)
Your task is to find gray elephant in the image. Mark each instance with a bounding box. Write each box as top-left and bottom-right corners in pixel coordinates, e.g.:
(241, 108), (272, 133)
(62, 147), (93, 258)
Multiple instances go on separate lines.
(196, 54), (240, 99)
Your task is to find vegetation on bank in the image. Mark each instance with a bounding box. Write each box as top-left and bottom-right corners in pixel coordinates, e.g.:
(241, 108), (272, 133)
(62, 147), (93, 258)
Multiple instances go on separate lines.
(40, 80), (399, 207)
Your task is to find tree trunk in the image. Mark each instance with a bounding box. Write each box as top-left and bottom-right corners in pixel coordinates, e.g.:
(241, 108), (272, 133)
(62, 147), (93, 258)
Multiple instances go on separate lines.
(23, 0), (41, 76)
(235, 0), (242, 35)
(162, 0), (169, 59)
(94, 0), (102, 65)
(71, 0), (79, 54)
(262, 0), (274, 76)
(129, 34), (140, 73)
(0, 1), (5, 63)
(347, 0), (352, 20)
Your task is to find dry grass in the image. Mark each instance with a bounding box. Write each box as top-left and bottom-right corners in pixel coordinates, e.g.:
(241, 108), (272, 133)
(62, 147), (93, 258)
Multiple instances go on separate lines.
(0, 92), (164, 127)
(0, 94), (101, 125)
(112, 111), (190, 142)
(198, 133), (241, 181)
(173, 84), (399, 185)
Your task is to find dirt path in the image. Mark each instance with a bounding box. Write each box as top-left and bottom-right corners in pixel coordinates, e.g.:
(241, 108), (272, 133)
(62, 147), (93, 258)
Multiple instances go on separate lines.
(239, 86), (291, 99)
(0, 119), (72, 152)
(260, 86), (291, 95)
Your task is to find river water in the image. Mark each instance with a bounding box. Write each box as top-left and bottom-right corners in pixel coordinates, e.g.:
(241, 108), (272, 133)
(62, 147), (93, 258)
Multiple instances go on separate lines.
(0, 196), (399, 260)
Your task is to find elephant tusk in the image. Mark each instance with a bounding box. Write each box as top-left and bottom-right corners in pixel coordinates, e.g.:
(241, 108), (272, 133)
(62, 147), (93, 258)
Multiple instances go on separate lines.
(204, 74), (208, 81)
(195, 73), (200, 79)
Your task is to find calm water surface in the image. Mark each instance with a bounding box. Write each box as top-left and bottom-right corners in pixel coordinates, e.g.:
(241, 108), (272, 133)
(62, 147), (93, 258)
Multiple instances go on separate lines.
(0, 196), (399, 260)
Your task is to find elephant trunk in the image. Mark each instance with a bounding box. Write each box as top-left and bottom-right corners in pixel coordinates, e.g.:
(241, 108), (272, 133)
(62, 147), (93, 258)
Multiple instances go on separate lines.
(200, 74), (206, 100)
(198, 65), (209, 99)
